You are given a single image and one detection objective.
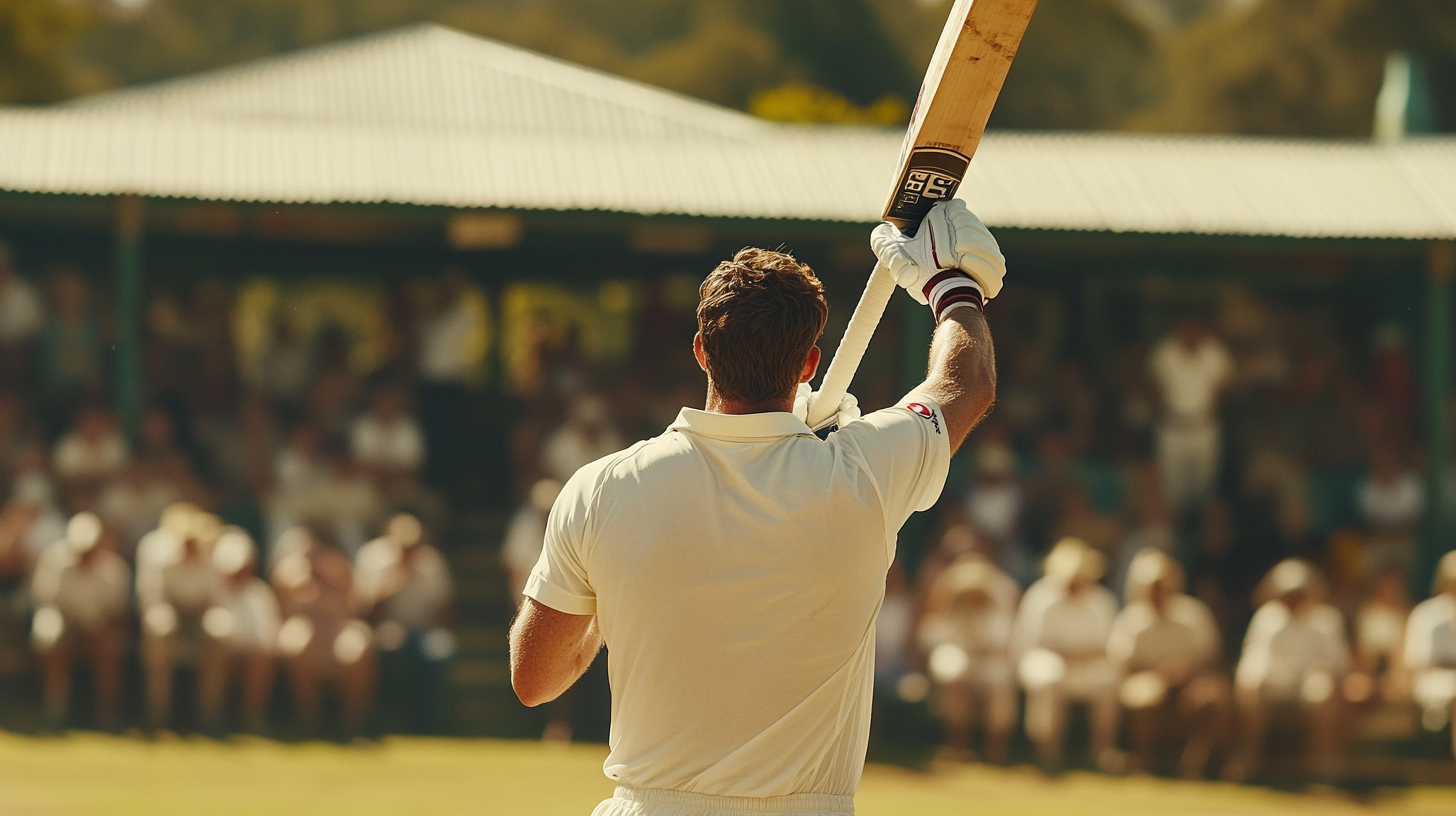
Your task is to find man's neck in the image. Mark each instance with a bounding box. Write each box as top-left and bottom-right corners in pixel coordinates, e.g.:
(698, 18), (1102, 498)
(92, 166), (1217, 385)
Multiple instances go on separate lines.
(703, 388), (793, 416)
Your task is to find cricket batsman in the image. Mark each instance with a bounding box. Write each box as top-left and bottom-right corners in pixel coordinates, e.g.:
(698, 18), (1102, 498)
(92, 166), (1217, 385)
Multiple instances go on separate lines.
(510, 199), (1004, 816)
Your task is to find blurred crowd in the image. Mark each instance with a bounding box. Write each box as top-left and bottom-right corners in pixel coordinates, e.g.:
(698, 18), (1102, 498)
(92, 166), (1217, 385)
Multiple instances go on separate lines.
(869, 290), (1456, 780)
(4, 234), (1456, 779)
(0, 241), (462, 735)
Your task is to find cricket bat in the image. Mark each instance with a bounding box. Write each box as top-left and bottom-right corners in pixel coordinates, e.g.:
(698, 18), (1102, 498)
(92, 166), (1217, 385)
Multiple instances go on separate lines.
(807, 0), (1038, 429)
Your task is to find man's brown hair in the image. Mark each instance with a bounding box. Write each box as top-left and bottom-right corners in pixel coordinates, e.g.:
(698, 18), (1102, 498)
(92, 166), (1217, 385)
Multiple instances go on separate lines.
(697, 248), (829, 404)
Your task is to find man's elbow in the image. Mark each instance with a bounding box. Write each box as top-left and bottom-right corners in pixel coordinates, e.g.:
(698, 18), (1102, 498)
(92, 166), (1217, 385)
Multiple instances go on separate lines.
(511, 669), (558, 708)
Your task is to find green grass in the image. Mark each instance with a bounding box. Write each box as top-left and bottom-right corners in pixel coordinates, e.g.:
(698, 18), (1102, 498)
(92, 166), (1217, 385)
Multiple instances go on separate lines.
(0, 733), (1452, 816)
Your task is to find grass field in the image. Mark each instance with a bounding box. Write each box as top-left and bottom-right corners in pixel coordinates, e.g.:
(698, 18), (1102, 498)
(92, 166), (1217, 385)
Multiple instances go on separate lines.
(0, 733), (1454, 816)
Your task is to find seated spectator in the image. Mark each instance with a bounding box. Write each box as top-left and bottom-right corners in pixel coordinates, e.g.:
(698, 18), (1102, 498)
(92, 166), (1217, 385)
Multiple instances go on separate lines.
(97, 458), (181, 554)
(1013, 538), (1121, 771)
(918, 554), (1019, 763)
(1404, 550), (1456, 758)
(350, 385), (425, 497)
(274, 425), (324, 493)
(1108, 549), (1229, 778)
(199, 529), (280, 734)
(1348, 568), (1411, 704)
(139, 510), (221, 729)
(30, 513), (129, 728)
(52, 406), (128, 511)
(257, 316), (315, 410)
(271, 527), (375, 737)
(1356, 446), (1424, 577)
(541, 394), (624, 483)
(1230, 559), (1351, 782)
(501, 478), (561, 601)
(272, 442), (381, 558)
(354, 514), (454, 733)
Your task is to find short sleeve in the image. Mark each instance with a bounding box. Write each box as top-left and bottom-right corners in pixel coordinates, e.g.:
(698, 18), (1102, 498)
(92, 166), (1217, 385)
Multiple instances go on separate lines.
(523, 470), (599, 616)
(831, 393), (953, 545)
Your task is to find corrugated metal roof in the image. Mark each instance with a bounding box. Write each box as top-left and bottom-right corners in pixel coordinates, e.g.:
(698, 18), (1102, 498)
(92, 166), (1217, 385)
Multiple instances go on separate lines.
(0, 24), (1450, 241)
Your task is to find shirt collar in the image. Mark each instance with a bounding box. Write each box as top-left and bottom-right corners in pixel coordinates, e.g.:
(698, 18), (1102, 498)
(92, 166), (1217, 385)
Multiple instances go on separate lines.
(668, 407), (814, 441)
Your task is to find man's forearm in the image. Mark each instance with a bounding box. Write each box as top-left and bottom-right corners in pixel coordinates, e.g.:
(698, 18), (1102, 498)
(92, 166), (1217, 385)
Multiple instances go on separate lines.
(920, 307), (996, 453)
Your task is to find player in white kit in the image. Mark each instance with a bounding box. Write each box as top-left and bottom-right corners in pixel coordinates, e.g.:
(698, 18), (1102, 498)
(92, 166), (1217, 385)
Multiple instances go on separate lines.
(510, 200), (1004, 816)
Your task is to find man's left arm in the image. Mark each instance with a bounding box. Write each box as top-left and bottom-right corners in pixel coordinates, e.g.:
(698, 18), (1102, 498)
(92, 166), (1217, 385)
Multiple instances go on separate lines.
(509, 599), (602, 707)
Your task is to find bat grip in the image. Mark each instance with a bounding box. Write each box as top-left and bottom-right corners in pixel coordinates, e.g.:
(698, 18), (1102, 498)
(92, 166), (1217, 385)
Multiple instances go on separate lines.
(808, 260), (898, 428)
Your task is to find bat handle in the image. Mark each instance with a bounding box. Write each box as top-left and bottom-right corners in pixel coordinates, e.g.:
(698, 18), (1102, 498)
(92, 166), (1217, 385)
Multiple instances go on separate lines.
(807, 260), (897, 429)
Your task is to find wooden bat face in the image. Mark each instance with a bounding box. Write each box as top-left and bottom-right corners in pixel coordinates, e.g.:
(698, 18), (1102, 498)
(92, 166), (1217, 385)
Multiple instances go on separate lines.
(883, 0), (1039, 234)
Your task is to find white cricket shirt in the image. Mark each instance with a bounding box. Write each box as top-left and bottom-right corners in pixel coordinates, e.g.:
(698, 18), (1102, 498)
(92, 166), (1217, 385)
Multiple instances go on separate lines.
(525, 397), (951, 798)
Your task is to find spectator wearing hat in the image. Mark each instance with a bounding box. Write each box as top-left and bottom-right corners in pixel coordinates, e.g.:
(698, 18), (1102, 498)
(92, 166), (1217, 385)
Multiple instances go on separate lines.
(199, 529), (280, 734)
(1405, 550), (1456, 758)
(918, 554), (1019, 763)
(354, 514), (454, 733)
(1108, 549), (1228, 778)
(30, 512), (130, 728)
(1229, 559), (1351, 782)
(1013, 537), (1121, 771)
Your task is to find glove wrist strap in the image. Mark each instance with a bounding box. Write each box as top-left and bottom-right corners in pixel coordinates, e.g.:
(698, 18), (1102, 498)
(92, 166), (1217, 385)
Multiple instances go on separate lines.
(921, 270), (983, 321)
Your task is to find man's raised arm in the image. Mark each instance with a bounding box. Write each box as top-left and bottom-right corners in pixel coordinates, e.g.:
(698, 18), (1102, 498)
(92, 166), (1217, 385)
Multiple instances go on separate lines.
(870, 199), (1003, 453)
(916, 306), (995, 453)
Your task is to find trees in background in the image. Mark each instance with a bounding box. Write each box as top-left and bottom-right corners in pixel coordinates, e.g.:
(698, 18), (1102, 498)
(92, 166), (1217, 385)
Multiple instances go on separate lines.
(0, 0), (1453, 135)
(0, 0), (98, 103)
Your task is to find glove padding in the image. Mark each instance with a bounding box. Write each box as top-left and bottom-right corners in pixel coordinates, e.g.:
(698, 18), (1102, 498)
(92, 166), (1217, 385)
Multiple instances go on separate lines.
(793, 383), (862, 430)
(870, 199), (1006, 303)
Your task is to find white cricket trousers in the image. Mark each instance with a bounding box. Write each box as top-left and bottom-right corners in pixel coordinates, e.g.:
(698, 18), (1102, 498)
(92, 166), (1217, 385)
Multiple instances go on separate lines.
(1156, 420), (1220, 510)
(591, 786), (853, 816)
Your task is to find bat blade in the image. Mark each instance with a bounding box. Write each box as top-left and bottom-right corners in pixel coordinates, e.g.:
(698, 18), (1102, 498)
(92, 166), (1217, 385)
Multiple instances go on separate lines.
(883, 0), (1039, 233)
(807, 0), (1037, 429)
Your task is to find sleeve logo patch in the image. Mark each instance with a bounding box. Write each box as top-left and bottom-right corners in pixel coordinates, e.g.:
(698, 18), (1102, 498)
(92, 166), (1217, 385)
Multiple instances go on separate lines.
(905, 402), (942, 434)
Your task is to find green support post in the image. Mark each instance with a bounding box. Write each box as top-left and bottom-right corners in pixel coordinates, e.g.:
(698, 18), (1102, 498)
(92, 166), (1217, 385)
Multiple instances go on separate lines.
(1421, 241), (1455, 597)
(114, 195), (146, 437)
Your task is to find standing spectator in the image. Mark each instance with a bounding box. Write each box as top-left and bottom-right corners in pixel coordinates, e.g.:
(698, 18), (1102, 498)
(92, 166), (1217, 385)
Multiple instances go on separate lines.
(257, 316), (315, 414)
(1013, 538), (1121, 771)
(1148, 319), (1233, 512)
(37, 265), (103, 434)
(918, 554), (1019, 763)
(0, 241), (43, 384)
(1404, 550), (1456, 757)
(541, 394), (624, 483)
(1355, 445), (1425, 576)
(1229, 559), (1351, 782)
(350, 384), (426, 499)
(30, 513), (130, 728)
(961, 439), (1029, 582)
(501, 478), (562, 601)
(354, 514), (454, 733)
(416, 268), (488, 498)
(199, 530), (280, 734)
(52, 406), (128, 512)
(1108, 549), (1228, 778)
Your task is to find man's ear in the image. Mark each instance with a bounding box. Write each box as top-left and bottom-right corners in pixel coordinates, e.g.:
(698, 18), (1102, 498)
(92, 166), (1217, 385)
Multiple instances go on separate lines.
(693, 332), (708, 372)
(799, 346), (821, 384)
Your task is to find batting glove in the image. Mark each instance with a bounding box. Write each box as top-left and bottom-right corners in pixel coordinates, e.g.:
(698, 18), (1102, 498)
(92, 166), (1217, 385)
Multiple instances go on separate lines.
(793, 383), (862, 429)
(870, 199), (1006, 318)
